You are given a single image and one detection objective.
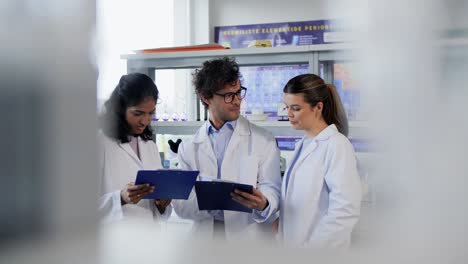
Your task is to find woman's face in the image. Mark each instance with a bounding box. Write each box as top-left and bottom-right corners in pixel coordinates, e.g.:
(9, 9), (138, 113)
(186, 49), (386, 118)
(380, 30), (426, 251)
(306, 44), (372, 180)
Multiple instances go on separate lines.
(125, 97), (156, 135)
(283, 93), (320, 131)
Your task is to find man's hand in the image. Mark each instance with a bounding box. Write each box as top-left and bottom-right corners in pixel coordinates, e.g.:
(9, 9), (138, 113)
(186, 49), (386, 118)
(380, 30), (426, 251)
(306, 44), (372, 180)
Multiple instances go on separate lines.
(231, 188), (268, 211)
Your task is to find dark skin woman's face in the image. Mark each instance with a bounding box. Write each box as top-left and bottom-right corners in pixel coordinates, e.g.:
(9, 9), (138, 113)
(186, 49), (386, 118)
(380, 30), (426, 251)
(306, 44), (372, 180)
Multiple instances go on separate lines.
(125, 97), (156, 135)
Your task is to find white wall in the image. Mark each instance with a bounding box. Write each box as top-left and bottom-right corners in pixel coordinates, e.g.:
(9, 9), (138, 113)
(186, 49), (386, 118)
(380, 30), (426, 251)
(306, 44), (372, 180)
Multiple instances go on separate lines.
(96, 0), (174, 109)
(172, 0), (209, 121)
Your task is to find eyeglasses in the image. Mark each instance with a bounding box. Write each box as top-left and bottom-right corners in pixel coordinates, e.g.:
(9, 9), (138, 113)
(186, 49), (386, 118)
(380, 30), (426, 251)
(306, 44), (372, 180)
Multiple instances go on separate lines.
(213, 87), (247, 103)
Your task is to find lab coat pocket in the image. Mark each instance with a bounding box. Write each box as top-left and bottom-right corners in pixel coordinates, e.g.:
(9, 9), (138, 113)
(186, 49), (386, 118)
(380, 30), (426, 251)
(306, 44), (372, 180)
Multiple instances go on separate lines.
(238, 156), (259, 187)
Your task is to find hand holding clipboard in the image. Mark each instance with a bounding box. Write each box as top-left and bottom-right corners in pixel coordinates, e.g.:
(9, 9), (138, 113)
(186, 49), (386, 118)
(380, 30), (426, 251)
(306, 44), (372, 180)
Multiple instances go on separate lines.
(230, 188), (269, 211)
(194, 180), (254, 213)
(134, 170), (199, 199)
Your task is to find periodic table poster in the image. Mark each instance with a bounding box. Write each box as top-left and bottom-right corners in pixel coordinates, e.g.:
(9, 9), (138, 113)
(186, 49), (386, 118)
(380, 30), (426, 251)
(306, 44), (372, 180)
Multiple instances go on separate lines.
(240, 64), (309, 116)
(215, 19), (361, 121)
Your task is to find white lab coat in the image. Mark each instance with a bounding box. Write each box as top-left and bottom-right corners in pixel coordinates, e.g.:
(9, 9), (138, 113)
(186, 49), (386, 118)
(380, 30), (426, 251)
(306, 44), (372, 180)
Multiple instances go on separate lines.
(98, 132), (172, 223)
(172, 116), (281, 241)
(279, 124), (361, 249)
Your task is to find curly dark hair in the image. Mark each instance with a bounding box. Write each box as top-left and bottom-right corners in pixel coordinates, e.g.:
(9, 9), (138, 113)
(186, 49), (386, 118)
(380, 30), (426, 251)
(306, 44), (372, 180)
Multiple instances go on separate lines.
(192, 57), (241, 107)
(100, 73), (159, 143)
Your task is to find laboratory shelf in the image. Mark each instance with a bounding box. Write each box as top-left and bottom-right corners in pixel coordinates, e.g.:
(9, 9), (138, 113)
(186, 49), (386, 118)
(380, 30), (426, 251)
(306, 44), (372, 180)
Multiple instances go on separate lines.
(151, 120), (368, 137)
(121, 44), (354, 72)
(124, 44), (365, 138)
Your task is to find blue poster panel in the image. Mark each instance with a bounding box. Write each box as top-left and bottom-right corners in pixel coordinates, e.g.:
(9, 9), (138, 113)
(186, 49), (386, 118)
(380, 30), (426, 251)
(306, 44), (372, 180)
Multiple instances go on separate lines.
(215, 19), (346, 48)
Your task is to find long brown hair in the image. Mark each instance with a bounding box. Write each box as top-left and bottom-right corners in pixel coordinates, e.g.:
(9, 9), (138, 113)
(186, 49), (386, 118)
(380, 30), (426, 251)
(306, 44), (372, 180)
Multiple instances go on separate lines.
(283, 74), (349, 136)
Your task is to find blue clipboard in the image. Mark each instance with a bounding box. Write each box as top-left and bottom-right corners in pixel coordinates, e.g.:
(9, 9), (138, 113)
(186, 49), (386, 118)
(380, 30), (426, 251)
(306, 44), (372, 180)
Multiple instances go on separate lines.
(194, 181), (253, 213)
(135, 170), (199, 199)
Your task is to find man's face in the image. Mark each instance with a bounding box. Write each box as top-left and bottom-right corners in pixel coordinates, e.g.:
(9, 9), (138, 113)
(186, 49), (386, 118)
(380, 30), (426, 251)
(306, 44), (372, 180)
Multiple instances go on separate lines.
(203, 80), (242, 127)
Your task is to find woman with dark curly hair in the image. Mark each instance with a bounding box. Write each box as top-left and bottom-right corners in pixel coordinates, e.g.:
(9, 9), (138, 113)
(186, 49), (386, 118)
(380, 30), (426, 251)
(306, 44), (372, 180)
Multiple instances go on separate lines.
(98, 73), (171, 222)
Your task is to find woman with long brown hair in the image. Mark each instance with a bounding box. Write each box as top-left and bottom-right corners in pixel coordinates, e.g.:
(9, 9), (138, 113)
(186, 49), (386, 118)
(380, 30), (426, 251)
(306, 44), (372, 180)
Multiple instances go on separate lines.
(278, 74), (361, 249)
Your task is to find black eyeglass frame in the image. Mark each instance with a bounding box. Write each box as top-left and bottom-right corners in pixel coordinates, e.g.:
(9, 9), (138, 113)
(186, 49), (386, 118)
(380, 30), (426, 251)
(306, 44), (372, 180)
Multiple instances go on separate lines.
(213, 87), (247, 103)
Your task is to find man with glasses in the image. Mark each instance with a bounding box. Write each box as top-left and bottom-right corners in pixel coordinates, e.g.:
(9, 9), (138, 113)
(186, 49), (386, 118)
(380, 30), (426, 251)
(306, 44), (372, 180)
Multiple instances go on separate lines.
(173, 57), (281, 241)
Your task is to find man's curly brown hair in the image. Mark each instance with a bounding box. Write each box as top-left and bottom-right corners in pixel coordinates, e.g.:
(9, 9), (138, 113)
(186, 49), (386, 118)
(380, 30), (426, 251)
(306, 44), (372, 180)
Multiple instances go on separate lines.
(192, 57), (241, 107)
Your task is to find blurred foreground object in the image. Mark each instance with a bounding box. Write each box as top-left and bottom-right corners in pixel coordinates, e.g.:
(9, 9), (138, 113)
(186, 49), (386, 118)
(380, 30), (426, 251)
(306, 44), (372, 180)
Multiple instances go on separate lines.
(0, 0), (97, 263)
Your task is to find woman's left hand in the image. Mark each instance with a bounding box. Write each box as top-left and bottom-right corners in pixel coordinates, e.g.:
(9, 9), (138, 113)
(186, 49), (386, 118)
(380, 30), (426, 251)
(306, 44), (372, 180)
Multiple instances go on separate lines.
(231, 188), (268, 211)
(154, 199), (171, 214)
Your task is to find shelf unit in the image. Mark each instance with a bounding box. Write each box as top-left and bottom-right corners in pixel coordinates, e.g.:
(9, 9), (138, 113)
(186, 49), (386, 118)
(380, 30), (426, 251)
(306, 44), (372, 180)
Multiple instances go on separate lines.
(151, 120), (368, 137)
(152, 121), (304, 137)
(121, 43), (354, 78)
(122, 44), (365, 137)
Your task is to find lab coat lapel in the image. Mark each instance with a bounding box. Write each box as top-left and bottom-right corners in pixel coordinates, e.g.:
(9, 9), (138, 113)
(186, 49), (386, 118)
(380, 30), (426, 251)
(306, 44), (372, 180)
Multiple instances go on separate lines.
(289, 125), (337, 172)
(294, 139), (318, 167)
(283, 125), (338, 197)
(118, 141), (143, 168)
(223, 118), (248, 160)
(282, 138), (304, 196)
(283, 137), (318, 199)
(137, 138), (153, 168)
(222, 117), (250, 182)
(192, 122), (217, 170)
